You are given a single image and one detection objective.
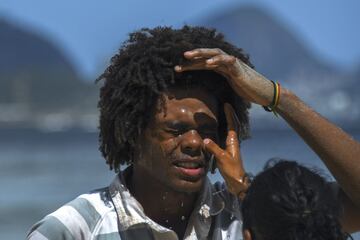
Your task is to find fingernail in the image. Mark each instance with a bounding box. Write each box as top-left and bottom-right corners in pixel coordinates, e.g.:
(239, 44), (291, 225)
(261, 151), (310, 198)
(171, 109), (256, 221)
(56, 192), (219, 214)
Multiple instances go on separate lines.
(203, 139), (210, 144)
(174, 66), (181, 71)
(206, 59), (213, 63)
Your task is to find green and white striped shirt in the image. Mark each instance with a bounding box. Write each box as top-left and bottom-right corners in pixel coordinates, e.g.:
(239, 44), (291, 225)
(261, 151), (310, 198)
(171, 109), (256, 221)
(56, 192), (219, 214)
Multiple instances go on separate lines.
(27, 172), (243, 240)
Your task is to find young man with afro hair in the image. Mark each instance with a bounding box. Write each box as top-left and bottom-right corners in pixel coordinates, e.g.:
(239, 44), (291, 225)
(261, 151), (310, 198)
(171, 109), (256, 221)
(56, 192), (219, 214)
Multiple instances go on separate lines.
(28, 26), (360, 240)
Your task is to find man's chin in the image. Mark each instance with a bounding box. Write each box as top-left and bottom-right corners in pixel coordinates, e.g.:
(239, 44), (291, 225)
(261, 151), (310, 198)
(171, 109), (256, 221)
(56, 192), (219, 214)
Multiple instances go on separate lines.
(170, 177), (206, 194)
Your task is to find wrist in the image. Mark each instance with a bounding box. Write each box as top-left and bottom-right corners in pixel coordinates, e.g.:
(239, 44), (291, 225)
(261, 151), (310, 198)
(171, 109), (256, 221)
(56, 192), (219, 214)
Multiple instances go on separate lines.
(227, 173), (252, 200)
(232, 61), (274, 106)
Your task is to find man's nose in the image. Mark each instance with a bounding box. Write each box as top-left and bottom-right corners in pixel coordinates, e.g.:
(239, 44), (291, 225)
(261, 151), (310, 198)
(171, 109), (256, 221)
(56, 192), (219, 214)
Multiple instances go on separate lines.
(180, 130), (203, 156)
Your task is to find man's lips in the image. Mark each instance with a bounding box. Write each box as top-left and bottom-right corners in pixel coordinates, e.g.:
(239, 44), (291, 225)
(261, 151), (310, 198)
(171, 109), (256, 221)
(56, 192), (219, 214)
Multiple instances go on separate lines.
(172, 159), (206, 178)
(172, 157), (205, 168)
(173, 161), (204, 169)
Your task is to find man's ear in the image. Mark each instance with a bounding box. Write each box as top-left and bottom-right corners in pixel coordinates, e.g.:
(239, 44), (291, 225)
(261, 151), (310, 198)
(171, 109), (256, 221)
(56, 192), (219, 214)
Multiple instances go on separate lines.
(243, 229), (252, 240)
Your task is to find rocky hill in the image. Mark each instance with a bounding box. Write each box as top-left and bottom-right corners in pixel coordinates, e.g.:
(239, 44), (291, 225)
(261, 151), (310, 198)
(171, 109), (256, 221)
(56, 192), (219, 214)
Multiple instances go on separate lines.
(0, 18), (98, 130)
(1, 6), (358, 130)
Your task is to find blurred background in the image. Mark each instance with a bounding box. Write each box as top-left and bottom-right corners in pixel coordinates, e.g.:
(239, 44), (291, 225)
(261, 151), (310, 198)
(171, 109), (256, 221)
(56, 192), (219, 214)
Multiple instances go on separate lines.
(0, 0), (359, 239)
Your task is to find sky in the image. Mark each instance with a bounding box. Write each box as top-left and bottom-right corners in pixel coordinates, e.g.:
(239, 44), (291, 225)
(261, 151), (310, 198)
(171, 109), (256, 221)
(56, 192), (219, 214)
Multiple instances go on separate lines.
(1, 0), (359, 79)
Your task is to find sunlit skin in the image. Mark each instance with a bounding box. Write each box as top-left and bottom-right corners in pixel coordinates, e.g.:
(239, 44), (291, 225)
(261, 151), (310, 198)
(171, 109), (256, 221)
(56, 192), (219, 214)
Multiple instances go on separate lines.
(132, 87), (219, 193)
(125, 46), (360, 239)
(127, 86), (249, 238)
(174, 48), (360, 238)
(128, 87), (219, 238)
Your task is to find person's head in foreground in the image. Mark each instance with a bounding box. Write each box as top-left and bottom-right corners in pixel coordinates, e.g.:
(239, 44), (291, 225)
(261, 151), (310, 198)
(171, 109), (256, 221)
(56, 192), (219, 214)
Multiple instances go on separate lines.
(96, 25), (252, 194)
(242, 160), (351, 240)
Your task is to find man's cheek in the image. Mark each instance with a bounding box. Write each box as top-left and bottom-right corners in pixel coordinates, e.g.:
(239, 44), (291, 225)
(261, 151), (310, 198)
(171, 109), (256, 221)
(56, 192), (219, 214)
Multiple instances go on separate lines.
(160, 138), (181, 155)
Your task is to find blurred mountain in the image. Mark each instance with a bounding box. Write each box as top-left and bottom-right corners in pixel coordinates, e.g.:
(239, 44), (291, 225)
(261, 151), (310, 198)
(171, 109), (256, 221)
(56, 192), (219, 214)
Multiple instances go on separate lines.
(354, 64), (360, 79)
(199, 5), (359, 129)
(0, 18), (98, 131)
(0, 19), (76, 75)
(202, 6), (335, 80)
(1, 5), (359, 130)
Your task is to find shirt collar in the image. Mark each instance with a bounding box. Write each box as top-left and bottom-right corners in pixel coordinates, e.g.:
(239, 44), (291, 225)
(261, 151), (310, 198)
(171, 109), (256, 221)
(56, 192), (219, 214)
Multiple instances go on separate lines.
(109, 168), (225, 237)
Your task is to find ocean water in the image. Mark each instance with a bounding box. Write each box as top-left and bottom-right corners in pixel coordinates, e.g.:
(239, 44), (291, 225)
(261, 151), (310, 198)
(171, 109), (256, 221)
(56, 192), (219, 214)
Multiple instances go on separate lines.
(1, 129), (359, 239)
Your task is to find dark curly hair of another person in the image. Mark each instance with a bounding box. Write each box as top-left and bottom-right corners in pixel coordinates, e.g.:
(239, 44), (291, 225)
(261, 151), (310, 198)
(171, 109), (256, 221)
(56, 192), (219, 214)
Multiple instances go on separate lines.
(96, 25), (253, 171)
(242, 160), (350, 240)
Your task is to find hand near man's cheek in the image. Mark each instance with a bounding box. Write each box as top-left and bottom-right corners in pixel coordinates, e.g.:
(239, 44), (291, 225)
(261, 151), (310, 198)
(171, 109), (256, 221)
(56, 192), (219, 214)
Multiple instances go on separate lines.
(175, 48), (275, 107)
(203, 103), (250, 200)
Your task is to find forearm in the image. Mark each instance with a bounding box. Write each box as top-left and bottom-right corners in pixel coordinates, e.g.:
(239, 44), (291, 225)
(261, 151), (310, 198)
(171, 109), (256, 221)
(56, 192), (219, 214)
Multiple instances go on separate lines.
(277, 88), (360, 206)
(177, 49), (360, 207)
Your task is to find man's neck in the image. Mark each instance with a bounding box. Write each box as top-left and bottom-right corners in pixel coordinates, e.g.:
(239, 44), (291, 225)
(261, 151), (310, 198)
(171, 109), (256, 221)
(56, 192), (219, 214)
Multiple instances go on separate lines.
(124, 166), (199, 238)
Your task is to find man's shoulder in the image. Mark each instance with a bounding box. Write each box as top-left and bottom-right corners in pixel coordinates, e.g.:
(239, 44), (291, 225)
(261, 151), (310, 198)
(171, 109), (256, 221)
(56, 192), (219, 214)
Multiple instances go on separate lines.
(27, 187), (120, 240)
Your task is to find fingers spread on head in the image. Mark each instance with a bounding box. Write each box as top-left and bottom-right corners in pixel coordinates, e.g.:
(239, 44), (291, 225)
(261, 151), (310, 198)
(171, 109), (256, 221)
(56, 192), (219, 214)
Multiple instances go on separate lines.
(176, 49), (231, 72)
(174, 58), (206, 72)
(184, 48), (223, 59)
(174, 65), (182, 72)
(206, 55), (236, 66)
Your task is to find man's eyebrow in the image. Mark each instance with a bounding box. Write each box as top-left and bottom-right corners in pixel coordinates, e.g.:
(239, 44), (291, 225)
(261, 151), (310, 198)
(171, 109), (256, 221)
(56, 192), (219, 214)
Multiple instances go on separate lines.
(164, 121), (188, 128)
(163, 120), (218, 129)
